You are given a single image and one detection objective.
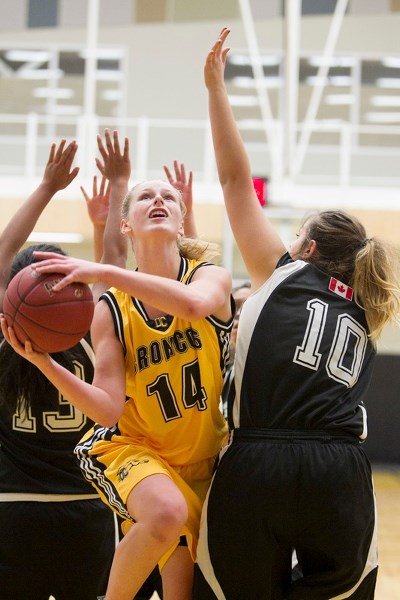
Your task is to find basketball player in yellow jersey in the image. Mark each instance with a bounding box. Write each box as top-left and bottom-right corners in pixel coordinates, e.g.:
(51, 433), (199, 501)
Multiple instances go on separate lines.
(1, 131), (233, 600)
(100, 262), (230, 469)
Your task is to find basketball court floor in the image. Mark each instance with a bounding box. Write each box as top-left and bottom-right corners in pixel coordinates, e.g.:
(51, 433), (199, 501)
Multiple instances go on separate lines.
(373, 468), (400, 599)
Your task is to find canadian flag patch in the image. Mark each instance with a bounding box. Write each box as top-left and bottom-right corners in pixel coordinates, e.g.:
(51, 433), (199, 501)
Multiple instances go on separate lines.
(328, 277), (353, 301)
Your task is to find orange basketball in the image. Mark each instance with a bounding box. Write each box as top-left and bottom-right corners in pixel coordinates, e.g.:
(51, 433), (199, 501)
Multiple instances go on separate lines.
(3, 265), (94, 353)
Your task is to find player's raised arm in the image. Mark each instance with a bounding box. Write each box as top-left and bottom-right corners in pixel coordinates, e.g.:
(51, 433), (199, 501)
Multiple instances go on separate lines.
(96, 129), (130, 270)
(81, 129), (131, 302)
(81, 174), (110, 263)
(205, 28), (286, 289)
(0, 140), (79, 309)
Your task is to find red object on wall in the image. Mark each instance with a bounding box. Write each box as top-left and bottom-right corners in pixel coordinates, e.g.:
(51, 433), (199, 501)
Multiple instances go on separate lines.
(252, 177), (267, 207)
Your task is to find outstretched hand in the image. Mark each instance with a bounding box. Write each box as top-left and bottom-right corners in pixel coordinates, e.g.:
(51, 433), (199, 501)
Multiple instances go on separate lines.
(164, 160), (198, 238)
(163, 160), (193, 215)
(96, 129), (131, 183)
(81, 175), (110, 227)
(204, 27), (230, 90)
(42, 139), (80, 193)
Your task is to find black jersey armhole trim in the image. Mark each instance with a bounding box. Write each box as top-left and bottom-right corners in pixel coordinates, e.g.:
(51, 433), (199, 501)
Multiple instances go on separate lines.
(185, 261), (234, 329)
(100, 291), (127, 355)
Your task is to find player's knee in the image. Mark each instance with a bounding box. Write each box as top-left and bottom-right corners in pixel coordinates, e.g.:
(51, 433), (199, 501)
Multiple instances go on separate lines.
(149, 496), (188, 545)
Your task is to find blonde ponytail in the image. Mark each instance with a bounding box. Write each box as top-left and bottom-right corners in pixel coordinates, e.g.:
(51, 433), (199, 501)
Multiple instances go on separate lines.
(352, 238), (400, 342)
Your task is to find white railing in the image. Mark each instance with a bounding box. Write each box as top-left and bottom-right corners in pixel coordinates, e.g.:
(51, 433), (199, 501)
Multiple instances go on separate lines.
(1, 113), (400, 191)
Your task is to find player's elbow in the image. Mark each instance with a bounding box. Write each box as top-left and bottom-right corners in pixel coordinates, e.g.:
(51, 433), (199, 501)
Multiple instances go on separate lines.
(183, 295), (213, 321)
(97, 406), (123, 428)
(219, 162), (251, 188)
(100, 416), (119, 428)
(91, 392), (124, 428)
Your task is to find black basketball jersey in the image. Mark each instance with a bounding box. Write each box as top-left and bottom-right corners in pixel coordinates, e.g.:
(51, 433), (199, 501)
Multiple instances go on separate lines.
(232, 253), (376, 439)
(0, 337), (98, 496)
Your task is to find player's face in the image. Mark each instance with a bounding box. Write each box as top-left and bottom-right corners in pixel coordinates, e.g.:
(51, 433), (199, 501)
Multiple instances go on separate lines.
(123, 181), (184, 239)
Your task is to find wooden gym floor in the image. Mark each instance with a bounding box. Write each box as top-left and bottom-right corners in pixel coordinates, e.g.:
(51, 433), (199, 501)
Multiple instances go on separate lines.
(373, 467), (400, 599)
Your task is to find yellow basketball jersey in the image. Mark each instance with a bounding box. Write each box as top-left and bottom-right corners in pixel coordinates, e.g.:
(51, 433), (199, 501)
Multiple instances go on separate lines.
(101, 257), (231, 466)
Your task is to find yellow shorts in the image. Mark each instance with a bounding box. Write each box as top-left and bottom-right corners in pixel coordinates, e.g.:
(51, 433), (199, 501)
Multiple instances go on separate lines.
(76, 431), (216, 568)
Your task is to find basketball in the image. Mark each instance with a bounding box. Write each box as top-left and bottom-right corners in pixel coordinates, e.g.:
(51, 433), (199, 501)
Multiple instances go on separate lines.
(3, 265), (94, 353)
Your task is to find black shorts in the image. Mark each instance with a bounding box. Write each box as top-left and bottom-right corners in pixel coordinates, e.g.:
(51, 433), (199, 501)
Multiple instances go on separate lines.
(0, 498), (116, 600)
(195, 429), (378, 599)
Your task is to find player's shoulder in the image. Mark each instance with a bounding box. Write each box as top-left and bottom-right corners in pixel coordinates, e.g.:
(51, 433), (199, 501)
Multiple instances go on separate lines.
(187, 258), (231, 286)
